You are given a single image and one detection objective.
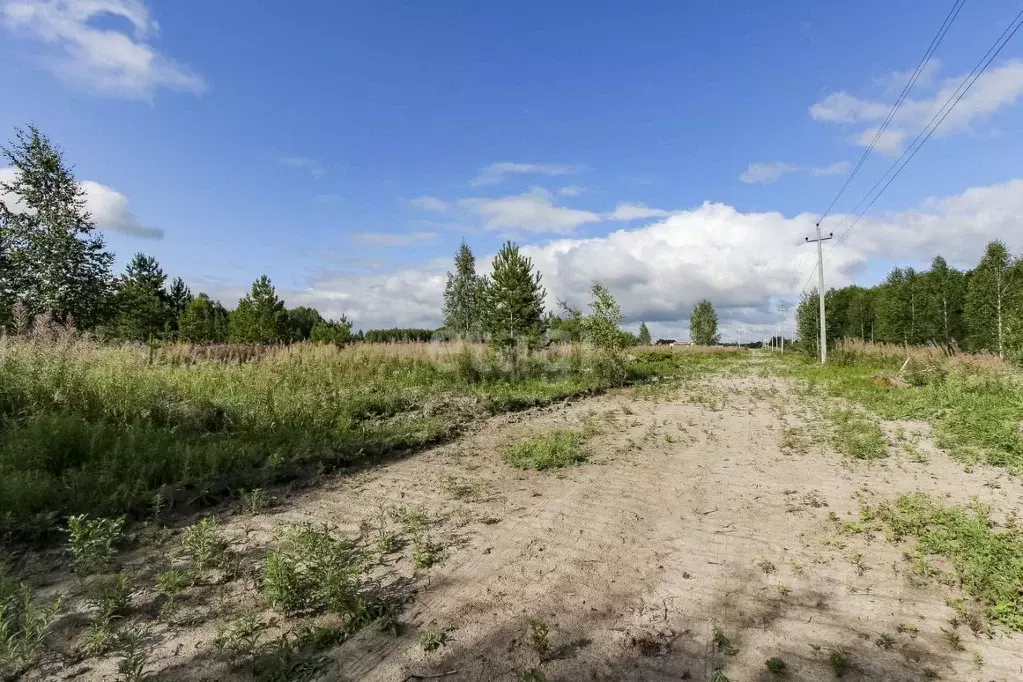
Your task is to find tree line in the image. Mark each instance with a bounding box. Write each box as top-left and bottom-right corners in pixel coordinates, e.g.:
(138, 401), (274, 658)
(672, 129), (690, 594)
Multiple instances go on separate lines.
(797, 242), (1023, 359)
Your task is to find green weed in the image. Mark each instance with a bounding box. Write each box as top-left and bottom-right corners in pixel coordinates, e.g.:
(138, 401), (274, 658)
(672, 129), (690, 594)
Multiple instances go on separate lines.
(827, 650), (849, 677)
(504, 429), (588, 470)
(441, 475), (483, 501)
(827, 409), (887, 460)
(712, 626), (738, 656)
(529, 619), (550, 657)
(87, 572), (136, 624)
(765, 656), (786, 675)
(182, 517), (228, 574)
(411, 535), (441, 570)
(420, 628), (446, 652)
(238, 488), (274, 514)
(65, 515), (125, 574)
(0, 567), (60, 677)
(212, 610), (267, 665)
(114, 625), (154, 682)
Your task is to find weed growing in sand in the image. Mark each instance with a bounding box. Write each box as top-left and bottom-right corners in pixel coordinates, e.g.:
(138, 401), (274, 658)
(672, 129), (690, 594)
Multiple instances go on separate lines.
(390, 504), (429, 533)
(262, 524), (364, 619)
(420, 629), (446, 652)
(827, 409), (887, 460)
(411, 535), (441, 569)
(780, 427), (810, 455)
(182, 517), (229, 574)
(828, 650), (849, 678)
(238, 488), (274, 514)
(65, 515), (125, 574)
(529, 619), (550, 657)
(441, 474), (483, 501)
(710, 668), (730, 682)
(0, 567), (60, 677)
(115, 625), (154, 682)
(87, 572), (136, 624)
(757, 560), (777, 574)
(515, 670), (547, 682)
(864, 493), (1023, 630)
(154, 569), (191, 617)
(504, 429), (588, 470)
(212, 610), (267, 665)
(765, 657), (786, 675)
(712, 627), (738, 656)
(941, 627), (963, 651)
(971, 649), (984, 669)
(874, 632), (895, 650)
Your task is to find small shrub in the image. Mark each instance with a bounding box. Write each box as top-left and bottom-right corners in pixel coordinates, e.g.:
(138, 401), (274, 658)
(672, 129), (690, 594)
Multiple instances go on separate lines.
(529, 619), (549, 657)
(420, 629), (446, 652)
(238, 488), (274, 514)
(213, 610), (267, 665)
(0, 568), (60, 677)
(504, 430), (588, 470)
(375, 528), (400, 554)
(81, 622), (117, 658)
(182, 517), (228, 574)
(154, 569), (191, 617)
(88, 572), (136, 624)
(65, 515), (125, 574)
(115, 625), (154, 682)
(712, 626), (738, 656)
(411, 535), (441, 570)
(765, 656), (786, 675)
(262, 524), (365, 621)
(390, 505), (429, 533)
(828, 409), (887, 460)
(828, 651), (849, 678)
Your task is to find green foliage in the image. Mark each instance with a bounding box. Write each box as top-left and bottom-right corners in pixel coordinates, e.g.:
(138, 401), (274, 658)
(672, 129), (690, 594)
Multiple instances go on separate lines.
(419, 629), (445, 652)
(212, 610), (267, 664)
(0, 566), (60, 678)
(765, 656), (786, 675)
(827, 409), (887, 460)
(262, 524), (364, 619)
(481, 241), (547, 346)
(528, 619), (549, 657)
(182, 517), (229, 574)
(583, 281), (624, 351)
(87, 572), (136, 624)
(966, 241), (1015, 356)
(443, 241), (483, 340)
(690, 299), (719, 345)
(504, 429), (588, 470)
(362, 328), (434, 343)
(309, 316), (353, 346)
(112, 253), (173, 341)
(114, 625), (154, 682)
(712, 626), (738, 656)
(177, 293), (229, 343)
(864, 493), (1023, 630)
(229, 275), (291, 344)
(827, 651), (848, 678)
(638, 321), (652, 346)
(286, 306), (323, 341)
(65, 515), (125, 574)
(0, 125), (115, 329)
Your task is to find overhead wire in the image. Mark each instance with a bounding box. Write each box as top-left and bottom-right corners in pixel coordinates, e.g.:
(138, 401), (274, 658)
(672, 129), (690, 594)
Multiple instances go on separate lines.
(833, 6), (1023, 245)
(815, 0), (967, 225)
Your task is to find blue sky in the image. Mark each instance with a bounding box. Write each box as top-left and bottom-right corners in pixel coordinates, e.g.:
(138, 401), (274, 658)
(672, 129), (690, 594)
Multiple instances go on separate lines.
(2, 0), (1023, 340)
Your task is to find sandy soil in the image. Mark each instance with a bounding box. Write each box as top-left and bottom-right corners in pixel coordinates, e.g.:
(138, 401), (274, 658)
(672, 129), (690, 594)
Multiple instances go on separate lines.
(40, 357), (1023, 681)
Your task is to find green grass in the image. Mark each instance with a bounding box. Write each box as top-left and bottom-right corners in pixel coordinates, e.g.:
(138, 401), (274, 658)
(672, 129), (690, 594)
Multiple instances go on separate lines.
(863, 493), (1023, 631)
(827, 408), (887, 460)
(779, 353), (1023, 472)
(0, 339), (705, 539)
(504, 429), (588, 470)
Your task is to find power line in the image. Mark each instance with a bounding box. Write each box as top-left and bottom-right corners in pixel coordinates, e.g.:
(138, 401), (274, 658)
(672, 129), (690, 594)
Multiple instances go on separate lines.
(834, 6), (1023, 244)
(816, 0), (966, 224)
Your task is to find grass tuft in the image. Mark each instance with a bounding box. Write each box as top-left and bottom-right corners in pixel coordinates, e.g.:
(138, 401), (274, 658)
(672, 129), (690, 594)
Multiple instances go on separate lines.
(504, 429), (588, 470)
(827, 409), (887, 460)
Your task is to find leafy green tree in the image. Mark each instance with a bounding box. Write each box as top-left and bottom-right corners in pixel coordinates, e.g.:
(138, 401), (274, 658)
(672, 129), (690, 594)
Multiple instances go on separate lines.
(637, 321), (652, 346)
(178, 293), (229, 343)
(547, 300), (585, 342)
(112, 253), (171, 341)
(689, 299), (719, 345)
(920, 256), (965, 345)
(480, 241), (547, 346)
(875, 267), (921, 345)
(965, 241), (1015, 356)
(168, 277), (193, 322)
(796, 288), (841, 357)
(0, 125), (114, 328)
(582, 281), (625, 351)
(286, 306), (323, 341)
(228, 275), (291, 343)
(443, 241), (483, 340)
(309, 316), (353, 345)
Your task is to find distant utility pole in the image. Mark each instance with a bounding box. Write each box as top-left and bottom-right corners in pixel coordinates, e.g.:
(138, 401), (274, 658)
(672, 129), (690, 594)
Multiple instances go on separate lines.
(777, 305), (788, 352)
(805, 223), (833, 365)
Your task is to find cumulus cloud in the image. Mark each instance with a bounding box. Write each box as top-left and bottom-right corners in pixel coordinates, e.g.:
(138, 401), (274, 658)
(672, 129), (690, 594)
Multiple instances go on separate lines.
(1, 0), (206, 100)
(875, 57), (941, 94)
(272, 178), (1023, 338)
(811, 59), (1023, 154)
(606, 202), (669, 221)
(280, 156), (325, 178)
(355, 231), (437, 247)
(409, 195), (448, 211)
(470, 162), (581, 187)
(740, 162), (797, 184)
(459, 188), (601, 234)
(0, 167), (162, 238)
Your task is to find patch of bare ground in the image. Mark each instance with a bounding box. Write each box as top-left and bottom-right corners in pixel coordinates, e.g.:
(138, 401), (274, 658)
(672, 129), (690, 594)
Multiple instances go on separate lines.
(29, 356), (1023, 681)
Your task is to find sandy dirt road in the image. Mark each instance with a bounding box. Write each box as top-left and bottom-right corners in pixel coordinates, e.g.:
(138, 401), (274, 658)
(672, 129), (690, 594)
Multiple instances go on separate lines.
(54, 358), (1023, 681)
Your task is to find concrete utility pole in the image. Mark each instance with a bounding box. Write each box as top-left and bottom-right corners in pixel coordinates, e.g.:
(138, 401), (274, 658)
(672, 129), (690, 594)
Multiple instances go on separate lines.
(777, 305), (788, 352)
(805, 224), (833, 365)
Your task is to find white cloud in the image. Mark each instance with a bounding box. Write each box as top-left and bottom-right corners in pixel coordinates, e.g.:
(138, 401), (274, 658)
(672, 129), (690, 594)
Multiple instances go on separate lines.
(875, 58), (941, 95)
(740, 162), (797, 184)
(811, 59), (1023, 154)
(606, 202), (669, 221)
(355, 231), (437, 247)
(280, 156), (325, 178)
(470, 162), (581, 187)
(1, 167), (162, 238)
(557, 185), (585, 197)
(459, 188), (601, 234)
(410, 195), (448, 212)
(1, 0), (206, 100)
(810, 161), (851, 176)
(271, 178), (1023, 335)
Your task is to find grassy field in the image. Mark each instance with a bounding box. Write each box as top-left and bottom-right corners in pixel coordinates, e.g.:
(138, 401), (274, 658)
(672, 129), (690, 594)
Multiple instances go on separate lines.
(0, 337), (739, 540)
